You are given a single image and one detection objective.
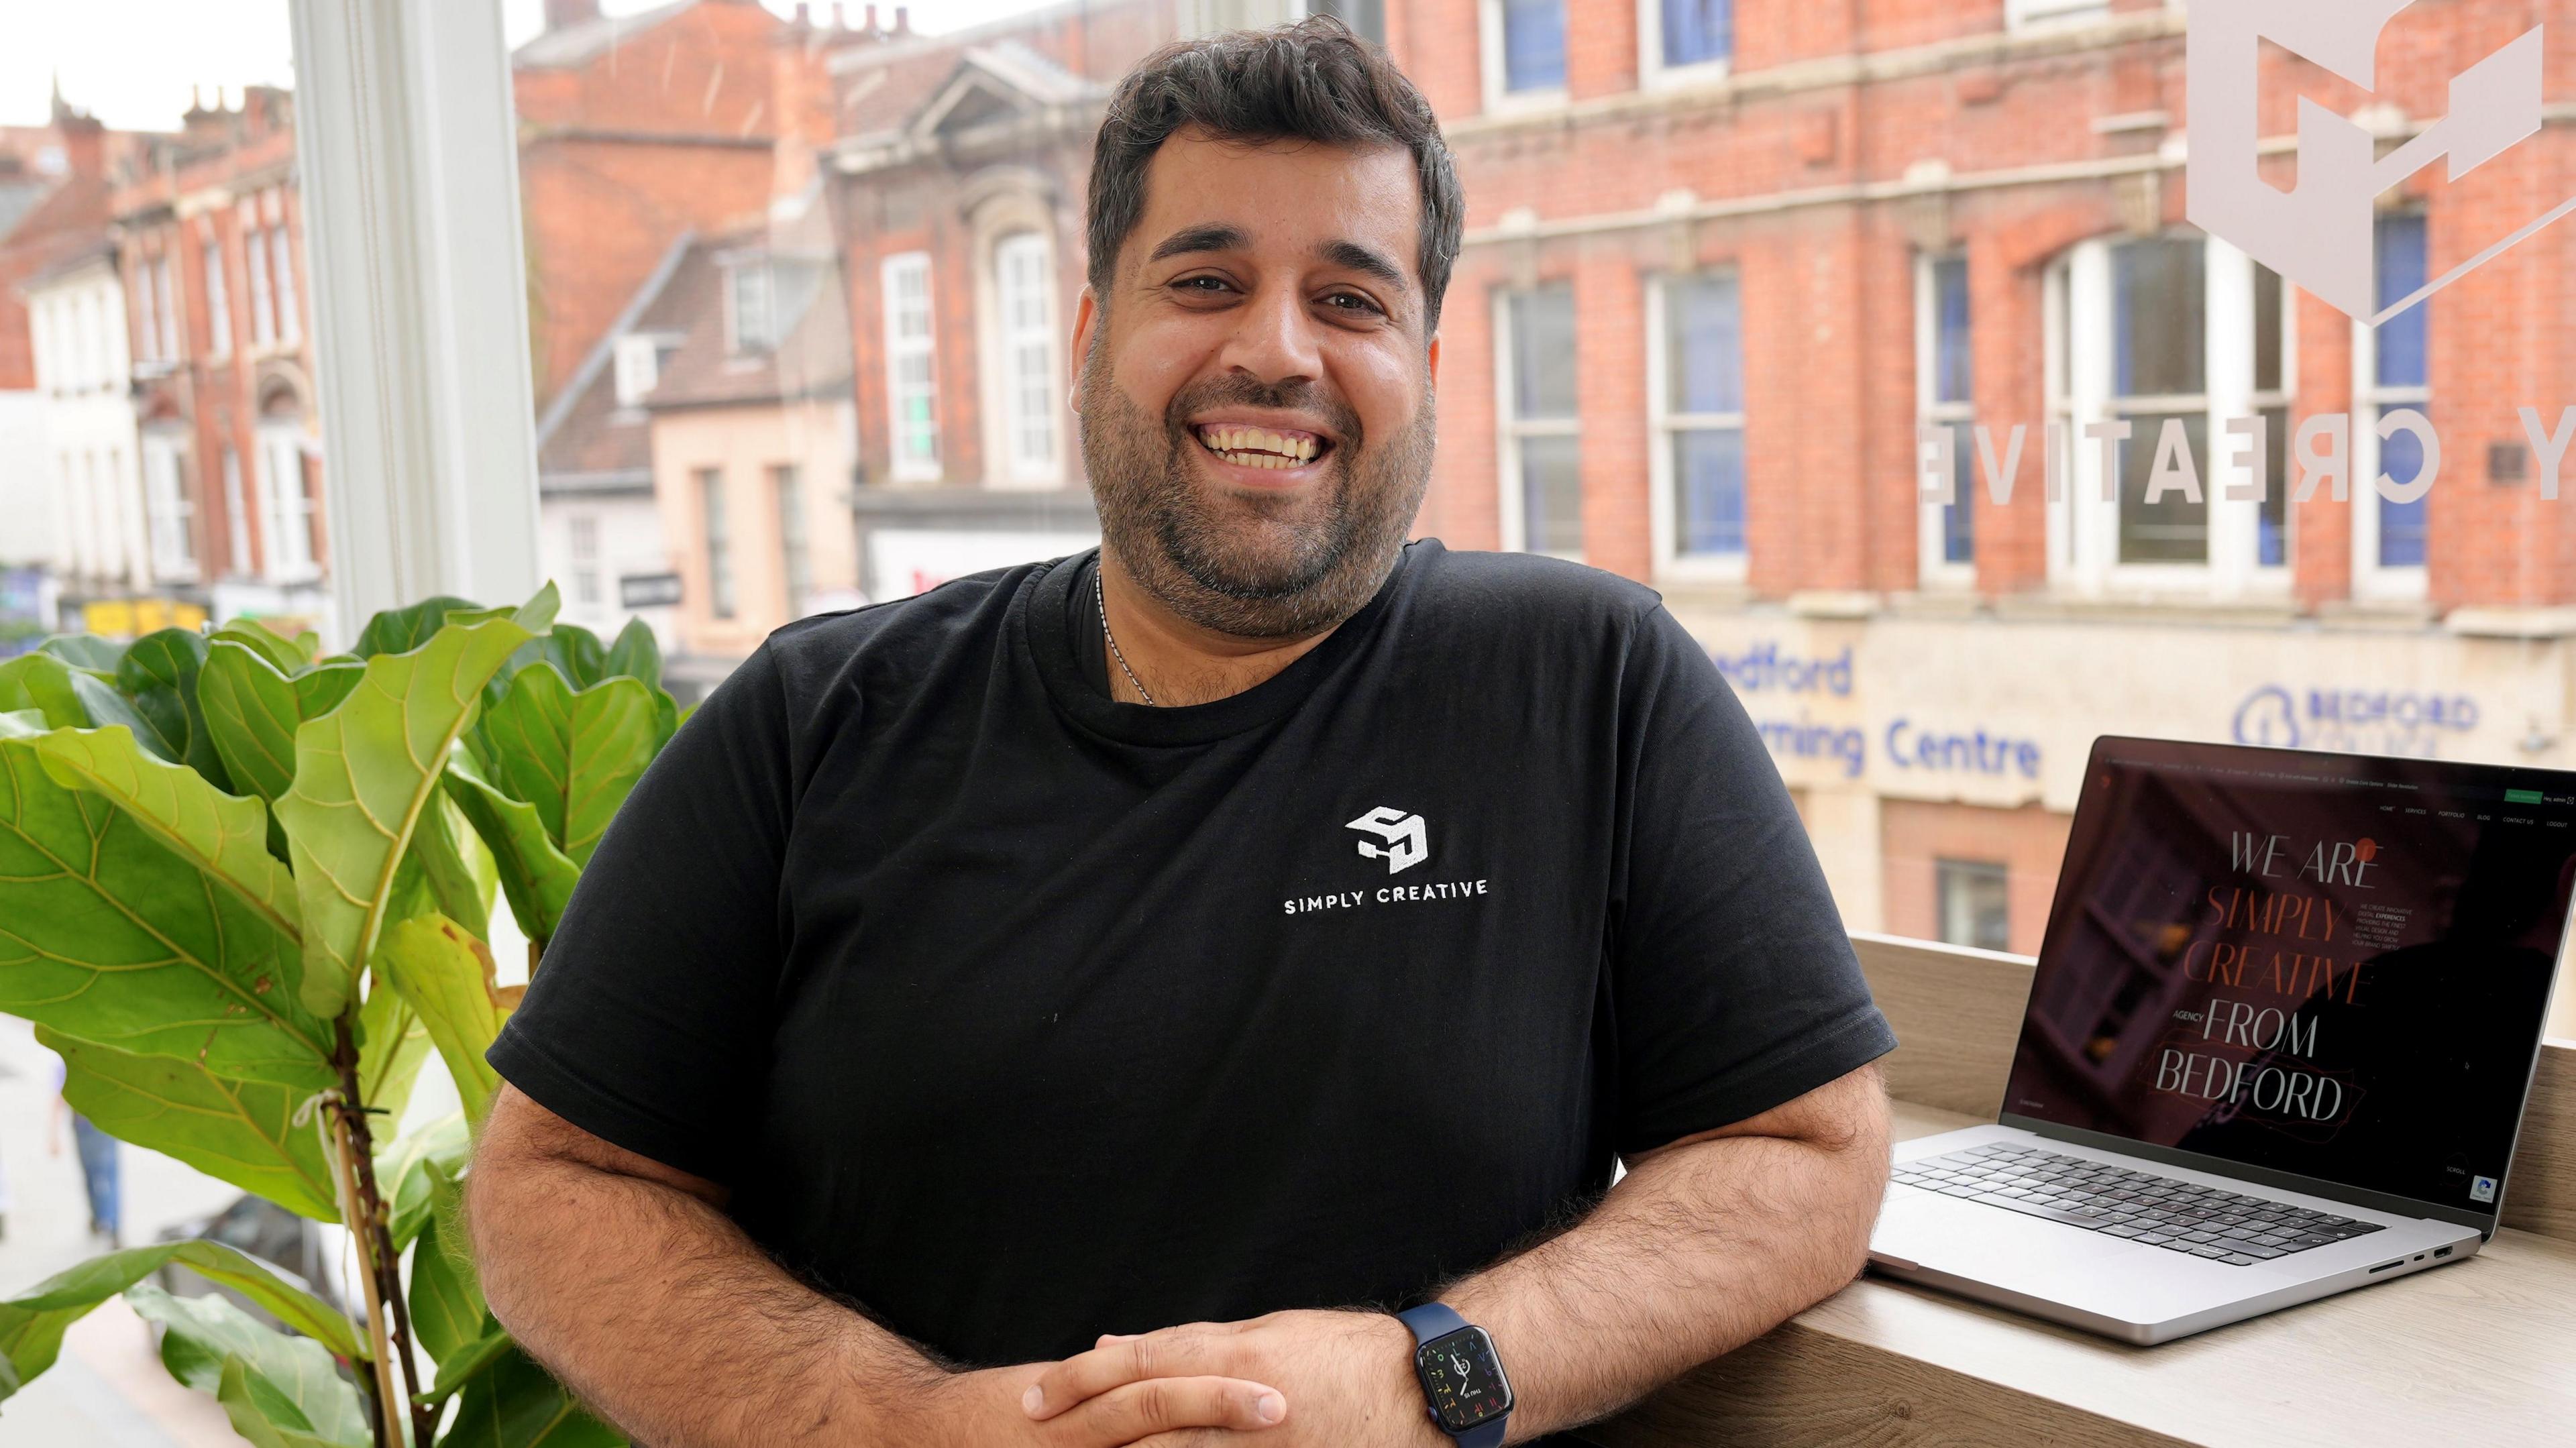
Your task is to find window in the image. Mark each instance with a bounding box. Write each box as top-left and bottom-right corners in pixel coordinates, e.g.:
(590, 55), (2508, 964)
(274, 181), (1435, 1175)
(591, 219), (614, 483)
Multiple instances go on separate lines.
(270, 223), (299, 343)
(1646, 0), (1733, 80)
(256, 421), (317, 583)
(2053, 232), (2283, 596)
(133, 260), (162, 366)
(883, 253), (940, 482)
(246, 223), (277, 347)
(774, 464), (811, 616)
(993, 232), (1059, 483)
(156, 256), (182, 362)
(2006, 0), (2109, 30)
(203, 236), (231, 357)
(1936, 858), (2012, 953)
(221, 447), (251, 577)
(1917, 254), (1975, 581)
(1309, 0), (1385, 42)
(142, 435), (196, 580)
(2356, 214), (2430, 594)
(727, 259), (775, 355)
(569, 513), (600, 606)
(1484, 0), (1566, 101)
(1496, 284), (1581, 557)
(613, 334), (662, 409)
(1650, 272), (1748, 572)
(700, 467), (736, 620)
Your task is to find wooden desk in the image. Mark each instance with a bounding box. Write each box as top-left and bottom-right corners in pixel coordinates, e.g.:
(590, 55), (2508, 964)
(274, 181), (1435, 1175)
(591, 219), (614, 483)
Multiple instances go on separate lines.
(1596, 936), (2576, 1448)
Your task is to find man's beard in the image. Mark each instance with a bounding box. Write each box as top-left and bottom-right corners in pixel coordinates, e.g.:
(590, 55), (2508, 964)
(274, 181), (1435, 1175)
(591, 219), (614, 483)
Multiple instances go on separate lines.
(1078, 343), (1435, 640)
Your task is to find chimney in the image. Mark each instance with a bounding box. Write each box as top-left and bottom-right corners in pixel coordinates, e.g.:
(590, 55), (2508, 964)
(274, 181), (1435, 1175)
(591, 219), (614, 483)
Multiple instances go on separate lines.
(892, 5), (910, 36)
(543, 0), (602, 31)
(863, 5), (879, 34)
(831, 3), (847, 32)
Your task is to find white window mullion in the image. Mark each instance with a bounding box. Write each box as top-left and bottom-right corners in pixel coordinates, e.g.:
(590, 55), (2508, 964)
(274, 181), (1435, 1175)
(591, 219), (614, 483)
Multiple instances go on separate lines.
(883, 252), (940, 483)
(994, 232), (1060, 486)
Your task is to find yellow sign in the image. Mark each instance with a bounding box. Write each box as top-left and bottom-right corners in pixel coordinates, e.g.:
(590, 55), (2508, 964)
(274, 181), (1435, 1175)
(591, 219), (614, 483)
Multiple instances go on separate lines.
(80, 598), (209, 638)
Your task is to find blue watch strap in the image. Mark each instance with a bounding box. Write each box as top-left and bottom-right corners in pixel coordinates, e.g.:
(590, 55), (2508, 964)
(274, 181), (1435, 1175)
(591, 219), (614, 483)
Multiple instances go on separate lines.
(1397, 1304), (1507, 1448)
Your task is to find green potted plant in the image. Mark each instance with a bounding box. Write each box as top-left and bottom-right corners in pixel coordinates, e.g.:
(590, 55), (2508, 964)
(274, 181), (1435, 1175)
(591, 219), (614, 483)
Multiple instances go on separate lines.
(0, 584), (682, 1447)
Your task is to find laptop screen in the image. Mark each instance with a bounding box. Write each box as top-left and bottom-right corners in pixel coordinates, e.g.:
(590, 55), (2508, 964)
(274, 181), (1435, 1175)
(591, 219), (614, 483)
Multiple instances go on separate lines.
(2002, 736), (2576, 1216)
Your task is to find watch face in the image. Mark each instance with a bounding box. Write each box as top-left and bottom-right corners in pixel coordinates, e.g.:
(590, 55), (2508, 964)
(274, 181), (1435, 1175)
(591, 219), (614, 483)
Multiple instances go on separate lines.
(1414, 1325), (1512, 1431)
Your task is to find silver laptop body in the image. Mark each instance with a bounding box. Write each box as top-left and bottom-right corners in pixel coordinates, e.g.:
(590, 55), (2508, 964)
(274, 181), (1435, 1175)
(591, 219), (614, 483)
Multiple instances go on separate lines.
(1869, 736), (2571, 1345)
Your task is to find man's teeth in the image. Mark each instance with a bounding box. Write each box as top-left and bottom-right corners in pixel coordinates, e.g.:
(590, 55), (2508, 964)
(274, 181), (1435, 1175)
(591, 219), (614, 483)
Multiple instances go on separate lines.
(1197, 426), (1320, 468)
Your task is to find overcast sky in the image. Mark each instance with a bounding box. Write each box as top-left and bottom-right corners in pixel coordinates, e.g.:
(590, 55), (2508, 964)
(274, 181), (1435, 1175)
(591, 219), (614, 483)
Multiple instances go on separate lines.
(1, 0), (1054, 130)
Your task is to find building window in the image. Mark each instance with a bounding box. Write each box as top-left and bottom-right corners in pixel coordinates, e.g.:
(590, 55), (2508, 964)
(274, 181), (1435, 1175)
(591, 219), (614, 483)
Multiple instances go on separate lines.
(773, 464), (811, 616)
(203, 236), (231, 357)
(1309, 0), (1385, 43)
(1484, 0), (1566, 100)
(246, 225), (277, 347)
(1496, 283), (1582, 557)
(156, 256), (181, 362)
(142, 435), (196, 581)
(2051, 231), (2285, 596)
(1648, 271), (1748, 571)
(993, 231), (1059, 484)
(256, 420), (317, 583)
(883, 252), (939, 482)
(569, 513), (600, 606)
(727, 259), (775, 355)
(1646, 0), (1733, 79)
(2356, 213), (2430, 594)
(221, 446), (251, 577)
(1936, 858), (2011, 953)
(133, 261), (162, 366)
(700, 467), (736, 620)
(614, 333), (662, 409)
(1917, 254), (1975, 580)
(270, 224), (299, 344)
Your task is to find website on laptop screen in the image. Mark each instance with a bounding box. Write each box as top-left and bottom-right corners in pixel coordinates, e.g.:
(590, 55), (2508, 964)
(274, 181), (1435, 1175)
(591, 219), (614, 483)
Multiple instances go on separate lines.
(2002, 739), (2576, 1213)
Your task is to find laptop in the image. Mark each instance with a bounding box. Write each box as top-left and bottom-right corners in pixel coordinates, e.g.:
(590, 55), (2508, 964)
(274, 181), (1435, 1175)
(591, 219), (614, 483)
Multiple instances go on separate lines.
(1868, 735), (2575, 1344)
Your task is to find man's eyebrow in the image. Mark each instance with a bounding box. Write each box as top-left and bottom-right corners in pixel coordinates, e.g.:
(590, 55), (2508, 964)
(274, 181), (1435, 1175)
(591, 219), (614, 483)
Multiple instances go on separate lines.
(1320, 238), (1409, 294)
(1147, 225), (1250, 264)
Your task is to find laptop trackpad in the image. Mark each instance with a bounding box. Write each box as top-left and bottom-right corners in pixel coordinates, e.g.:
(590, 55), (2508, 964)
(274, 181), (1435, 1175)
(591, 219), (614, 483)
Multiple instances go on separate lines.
(1871, 1186), (2138, 1281)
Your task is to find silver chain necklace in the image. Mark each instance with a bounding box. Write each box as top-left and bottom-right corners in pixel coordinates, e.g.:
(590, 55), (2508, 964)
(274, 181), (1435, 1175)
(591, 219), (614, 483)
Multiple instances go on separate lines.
(1095, 568), (1157, 706)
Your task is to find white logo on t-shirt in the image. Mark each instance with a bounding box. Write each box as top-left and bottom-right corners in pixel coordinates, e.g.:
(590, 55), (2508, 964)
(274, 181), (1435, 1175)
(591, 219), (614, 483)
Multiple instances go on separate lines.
(1346, 806), (1429, 875)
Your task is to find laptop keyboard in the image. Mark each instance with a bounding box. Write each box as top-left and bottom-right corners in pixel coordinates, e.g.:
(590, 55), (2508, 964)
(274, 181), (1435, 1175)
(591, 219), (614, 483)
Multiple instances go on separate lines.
(1892, 1143), (2385, 1266)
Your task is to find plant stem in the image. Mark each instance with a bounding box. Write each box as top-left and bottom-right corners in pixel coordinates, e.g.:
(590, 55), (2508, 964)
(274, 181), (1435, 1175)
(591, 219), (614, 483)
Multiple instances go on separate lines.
(323, 1096), (403, 1447)
(335, 1019), (435, 1446)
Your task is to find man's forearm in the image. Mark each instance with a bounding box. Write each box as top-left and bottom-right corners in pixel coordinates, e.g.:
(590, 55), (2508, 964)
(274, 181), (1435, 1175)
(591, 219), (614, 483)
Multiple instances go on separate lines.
(469, 1098), (943, 1447)
(1442, 1065), (1890, 1441)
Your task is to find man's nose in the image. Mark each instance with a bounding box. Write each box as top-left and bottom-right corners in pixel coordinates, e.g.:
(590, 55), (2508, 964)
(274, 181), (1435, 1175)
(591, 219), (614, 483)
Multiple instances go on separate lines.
(1216, 280), (1324, 387)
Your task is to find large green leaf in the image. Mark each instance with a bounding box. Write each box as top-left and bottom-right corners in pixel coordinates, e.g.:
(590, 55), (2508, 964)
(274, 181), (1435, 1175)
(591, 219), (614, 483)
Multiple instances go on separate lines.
(201, 640), (303, 804)
(0, 1237), (359, 1398)
(274, 614), (535, 1020)
(355, 978), (433, 1127)
(292, 661), (365, 720)
(407, 791), (492, 942)
(479, 669), (657, 867)
(351, 596), (482, 662)
(126, 1284), (370, 1448)
(409, 1162), (486, 1366)
(443, 757), (579, 946)
(423, 1321), (514, 1405)
(119, 628), (231, 791)
(216, 1354), (364, 1448)
(30, 724), (301, 945)
(601, 617), (662, 695)
(378, 1111), (469, 1252)
(38, 634), (126, 672)
(375, 913), (509, 1127)
(441, 1346), (624, 1448)
(46, 1026), (340, 1221)
(0, 737), (335, 1083)
(211, 619), (311, 675)
(0, 652), (97, 730)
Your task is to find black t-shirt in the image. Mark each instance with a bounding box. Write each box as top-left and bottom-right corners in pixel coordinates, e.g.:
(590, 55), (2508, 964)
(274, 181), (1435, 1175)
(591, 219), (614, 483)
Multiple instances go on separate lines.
(490, 540), (1894, 1384)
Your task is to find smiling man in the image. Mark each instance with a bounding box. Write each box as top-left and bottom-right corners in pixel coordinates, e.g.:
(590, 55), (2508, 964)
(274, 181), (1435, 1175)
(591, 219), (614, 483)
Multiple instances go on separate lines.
(470, 20), (1895, 1448)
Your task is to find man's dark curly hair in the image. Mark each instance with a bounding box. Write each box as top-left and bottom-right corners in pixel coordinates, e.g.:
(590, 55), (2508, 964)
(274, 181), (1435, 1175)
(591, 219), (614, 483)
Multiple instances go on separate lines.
(1085, 17), (1464, 337)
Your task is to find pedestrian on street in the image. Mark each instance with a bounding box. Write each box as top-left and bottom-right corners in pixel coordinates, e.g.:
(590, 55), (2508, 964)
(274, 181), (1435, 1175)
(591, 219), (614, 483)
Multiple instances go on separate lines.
(46, 1051), (119, 1248)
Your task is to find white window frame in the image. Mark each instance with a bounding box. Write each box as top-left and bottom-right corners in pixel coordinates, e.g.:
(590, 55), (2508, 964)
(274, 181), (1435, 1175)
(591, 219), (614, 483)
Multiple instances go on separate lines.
(1640, 0), (1734, 91)
(1915, 252), (1975, 590)
(1644, 270), (1749, 583)
(725, 257), (774, 355)
(2006, 0), (2111, 32)
(773, 462), (811, 616)
(270, 222), (299, 345)
(990, 229), (1063, 488)
(202, 233), (231, 358)
(246, 220), (277, 348)
(700, 466), (736, 620)
(256, 421), (319, 584)
(613, 333), (661, 409)
(133, 260), (162, 366)
(2048, 231), (2286, 601)
(142, 432), (197, 581)
(568, 511), (600, 607)
(2352, 316), (2431, 604)
(882, 252), (941, 484)
(1493, 284), (1582, 560)
(222, 446), (252, 577)
(156, 255), (181, 362)
(1480, 0), (1570, 115)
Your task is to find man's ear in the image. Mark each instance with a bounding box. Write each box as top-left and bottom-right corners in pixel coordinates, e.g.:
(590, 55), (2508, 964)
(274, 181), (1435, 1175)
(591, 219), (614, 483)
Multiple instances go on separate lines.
(1427, 333), (1442, 389)
(1068, 286), (1099, 414)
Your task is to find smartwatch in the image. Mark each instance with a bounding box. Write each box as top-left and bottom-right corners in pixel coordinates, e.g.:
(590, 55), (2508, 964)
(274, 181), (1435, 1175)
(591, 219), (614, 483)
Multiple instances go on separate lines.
(1397, 1302), (1513, 1447)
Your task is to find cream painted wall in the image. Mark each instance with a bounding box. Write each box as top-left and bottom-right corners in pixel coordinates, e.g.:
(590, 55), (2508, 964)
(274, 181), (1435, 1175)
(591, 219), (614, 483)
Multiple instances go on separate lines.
(649, 395), (859, 659)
